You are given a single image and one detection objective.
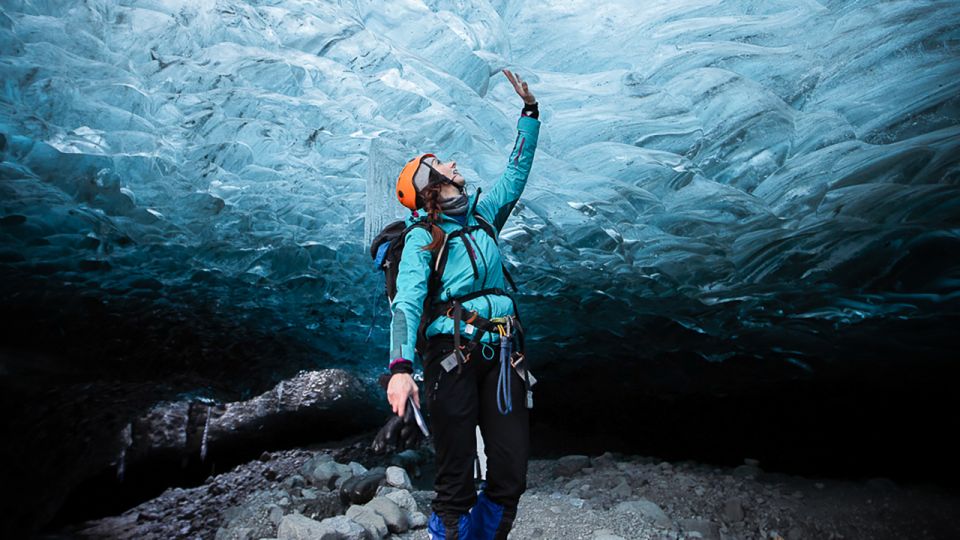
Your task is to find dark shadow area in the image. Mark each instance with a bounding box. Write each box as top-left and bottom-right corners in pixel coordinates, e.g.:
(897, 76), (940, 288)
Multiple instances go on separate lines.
(46, 411), (382, 532)
(529, 322), (960, 489)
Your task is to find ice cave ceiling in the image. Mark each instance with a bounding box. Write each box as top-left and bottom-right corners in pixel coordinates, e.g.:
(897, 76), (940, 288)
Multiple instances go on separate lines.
(1, 0), (959, 385)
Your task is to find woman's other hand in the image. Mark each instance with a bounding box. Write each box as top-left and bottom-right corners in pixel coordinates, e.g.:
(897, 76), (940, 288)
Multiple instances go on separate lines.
(387, 372), (420, 418)
(503, 69), (536, 105)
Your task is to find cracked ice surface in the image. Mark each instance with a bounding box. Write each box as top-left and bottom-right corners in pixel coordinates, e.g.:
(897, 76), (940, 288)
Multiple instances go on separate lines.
(1, 0), (958, 376)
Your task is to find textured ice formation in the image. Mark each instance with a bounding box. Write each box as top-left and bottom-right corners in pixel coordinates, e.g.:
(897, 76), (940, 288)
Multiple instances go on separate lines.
(1, 0), (958, 375)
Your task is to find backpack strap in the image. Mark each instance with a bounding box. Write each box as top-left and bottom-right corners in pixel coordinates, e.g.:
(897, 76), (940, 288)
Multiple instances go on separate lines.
(474, 213), (518, 293)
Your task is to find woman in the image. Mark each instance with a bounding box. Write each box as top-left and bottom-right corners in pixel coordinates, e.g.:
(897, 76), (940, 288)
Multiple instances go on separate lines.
(385, 69), (540, 540)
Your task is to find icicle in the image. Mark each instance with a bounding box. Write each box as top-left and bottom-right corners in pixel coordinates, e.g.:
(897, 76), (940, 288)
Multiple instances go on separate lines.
(117, 422), (132, 481)
(200, 405), (211, 462)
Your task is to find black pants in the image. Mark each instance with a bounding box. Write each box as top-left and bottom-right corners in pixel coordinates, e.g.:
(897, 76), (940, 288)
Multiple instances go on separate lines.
(423, 334), (530, 525)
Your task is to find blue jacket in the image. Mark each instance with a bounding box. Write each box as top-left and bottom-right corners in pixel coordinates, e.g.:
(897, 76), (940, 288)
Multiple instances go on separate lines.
(388, 114), (541, 369)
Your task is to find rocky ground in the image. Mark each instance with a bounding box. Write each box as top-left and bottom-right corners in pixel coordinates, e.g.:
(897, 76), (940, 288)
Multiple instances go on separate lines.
(48, 433), (960, 540)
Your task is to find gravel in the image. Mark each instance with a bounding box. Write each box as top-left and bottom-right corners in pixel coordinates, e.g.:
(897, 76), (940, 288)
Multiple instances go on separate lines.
(56, 445), (960, 540)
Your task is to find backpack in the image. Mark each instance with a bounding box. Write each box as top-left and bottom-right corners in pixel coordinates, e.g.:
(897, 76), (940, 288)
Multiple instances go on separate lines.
(369, 219), (432, 302)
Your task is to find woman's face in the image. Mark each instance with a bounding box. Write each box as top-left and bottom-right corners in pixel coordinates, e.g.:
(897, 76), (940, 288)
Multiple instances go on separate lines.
(432, 158), (465, 198)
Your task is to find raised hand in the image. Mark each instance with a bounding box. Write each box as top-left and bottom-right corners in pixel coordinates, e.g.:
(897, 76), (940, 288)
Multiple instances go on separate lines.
(503, 69), (537, 105)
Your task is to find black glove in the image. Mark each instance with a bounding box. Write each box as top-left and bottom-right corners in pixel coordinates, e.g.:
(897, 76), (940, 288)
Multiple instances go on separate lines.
(371, 411), (422, 453)
(371, 374), (423, 454)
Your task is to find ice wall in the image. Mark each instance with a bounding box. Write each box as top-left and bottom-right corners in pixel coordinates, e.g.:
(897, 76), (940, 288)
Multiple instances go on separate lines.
(1, 0), (959, 378)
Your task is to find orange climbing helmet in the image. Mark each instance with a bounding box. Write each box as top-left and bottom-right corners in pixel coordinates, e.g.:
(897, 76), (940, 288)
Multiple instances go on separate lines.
(396, 153), (455, 210)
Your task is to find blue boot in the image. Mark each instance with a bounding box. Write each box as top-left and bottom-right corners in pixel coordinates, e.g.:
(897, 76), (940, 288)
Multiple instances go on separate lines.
(428, 511), (472, 540)
(470, 491), (515, 540)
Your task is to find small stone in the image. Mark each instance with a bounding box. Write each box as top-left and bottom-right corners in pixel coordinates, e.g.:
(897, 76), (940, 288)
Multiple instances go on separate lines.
(679, 518), (720, 540)
(744, 458), (760, 467)
(277, 513), (346, 540)
(217, 526), (254, 540)
(259, 451), (272, 462)
(612, 499), (671, 528)
(591, 452), (617, 468)
(306, 460), (353, 489)
(266, 504), (285, 526)
(365, 496), (409, 534)
(385, 489), (418, 513)
(723, 497), (745, 522)
(322, 515), (369, 540)
(299, 453), (333, 475)
(611, 479), (632, 500)
(732, 465), (762, 479)
(341, 468), (387, 506)
(346, 505), (387, 539)
(349, 461), (368, 476)
(385, 466), (412, 490)
(376, 485), (398, 497)
(282, 475), (306, 490)
(593, 530), (626, 540)
(553, 455), (590, 477)
(409, 511), (428, 529)
(694, 486), (706, 497)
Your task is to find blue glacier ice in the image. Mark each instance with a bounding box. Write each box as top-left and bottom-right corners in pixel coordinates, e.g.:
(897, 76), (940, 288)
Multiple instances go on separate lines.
(2, 0), (959, 377)
(2, 0), (960, 535)
(1, 0), (959, 378)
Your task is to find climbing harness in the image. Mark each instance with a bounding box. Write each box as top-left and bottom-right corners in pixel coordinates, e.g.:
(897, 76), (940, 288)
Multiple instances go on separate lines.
(435, 303), (535, 414)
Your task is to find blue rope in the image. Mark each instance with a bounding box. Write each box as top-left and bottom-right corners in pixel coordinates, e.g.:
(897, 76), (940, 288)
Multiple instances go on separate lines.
(496, 333), (513, 415)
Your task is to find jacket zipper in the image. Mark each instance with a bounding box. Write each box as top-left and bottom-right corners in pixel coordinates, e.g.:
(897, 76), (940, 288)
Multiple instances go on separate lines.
(470, 229), (493, 322)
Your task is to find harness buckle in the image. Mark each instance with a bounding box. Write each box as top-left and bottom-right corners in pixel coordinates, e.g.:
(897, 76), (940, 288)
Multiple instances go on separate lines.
(510, 352), (524, 368)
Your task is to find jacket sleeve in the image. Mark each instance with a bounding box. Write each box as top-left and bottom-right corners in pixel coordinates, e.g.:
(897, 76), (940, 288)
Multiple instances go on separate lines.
(387, 226), (434, 373)
(476, 113), (541, 233)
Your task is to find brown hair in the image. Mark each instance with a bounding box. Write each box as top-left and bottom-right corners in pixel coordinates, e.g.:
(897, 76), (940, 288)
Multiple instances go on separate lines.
(420, 183), (447, 253)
